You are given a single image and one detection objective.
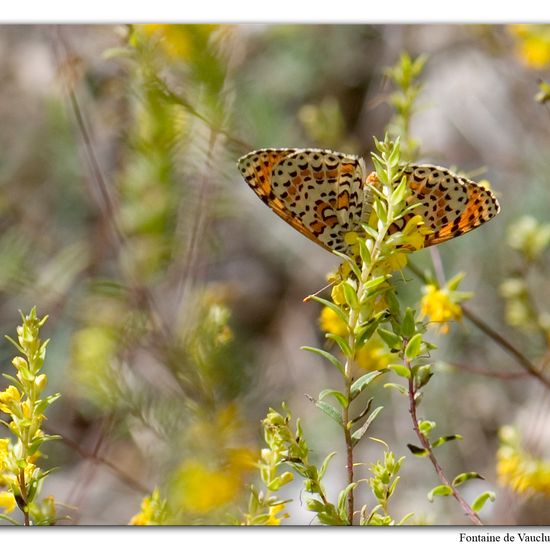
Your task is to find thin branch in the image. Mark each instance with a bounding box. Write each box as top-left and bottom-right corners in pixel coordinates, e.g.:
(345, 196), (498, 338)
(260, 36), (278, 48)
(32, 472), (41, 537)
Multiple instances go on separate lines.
(407, 260), (550, 390)
(406, 365), (483, 526)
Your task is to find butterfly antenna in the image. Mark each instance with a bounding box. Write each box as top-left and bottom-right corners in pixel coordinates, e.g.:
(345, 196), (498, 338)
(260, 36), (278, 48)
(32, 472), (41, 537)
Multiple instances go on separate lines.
(303, 280), (336, 303)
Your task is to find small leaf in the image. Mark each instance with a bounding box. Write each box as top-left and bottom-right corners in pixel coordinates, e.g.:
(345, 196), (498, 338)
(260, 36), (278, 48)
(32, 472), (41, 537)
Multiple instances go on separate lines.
(351, 406), (383, 447)
(401, 308), (416, 339)
(431, 434), (462, 448)
(471, 491), (496, 513)
(427, 484), (452, 502)
(309, 296), (348, 325)
(307, 396), (342, 426)
(337, 482), (357, 523)
(342, 281), (359, 308)
(301, 347), (345, 377)
(319, 389), (348, 408)
(389, 363), (411, 378)
(351, 397), (373, 425)
(377, 328), (401, 350)
(384, 382), (408, 396)
(414, 365), (433, 389)
(319, 452), (337, 480)
(350, 370), (384, 396)
(418, 420), (436, 436)
(405, 333), (423, 360)
(452, 472), (484, 487)
(326, 333), (352, 357)
(407, 444), (428, 456)
(363, 275), (388, 293)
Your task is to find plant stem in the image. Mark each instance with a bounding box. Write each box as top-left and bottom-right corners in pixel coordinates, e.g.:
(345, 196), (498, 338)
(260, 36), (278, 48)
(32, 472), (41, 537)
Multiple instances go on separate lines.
(406, 363), (483, 526)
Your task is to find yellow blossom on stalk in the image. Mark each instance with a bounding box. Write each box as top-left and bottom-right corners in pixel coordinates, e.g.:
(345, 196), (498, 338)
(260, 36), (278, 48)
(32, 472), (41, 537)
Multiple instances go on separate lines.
(420, 284), (463, 333)
(129, 488), (167, 526)
(509, 25), (550, 69)
(0, 491), (16, 513)
(0, 386), (21, 414)
(496, 426), (550, 496)
(265, 503), (289, 525)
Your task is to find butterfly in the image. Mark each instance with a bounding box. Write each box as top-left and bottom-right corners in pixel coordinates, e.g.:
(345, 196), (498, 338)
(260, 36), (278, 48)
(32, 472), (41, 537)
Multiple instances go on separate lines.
(237, 148), (500, 254)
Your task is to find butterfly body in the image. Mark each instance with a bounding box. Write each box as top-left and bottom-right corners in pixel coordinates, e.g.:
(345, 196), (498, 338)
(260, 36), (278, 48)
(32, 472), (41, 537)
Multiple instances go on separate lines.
(237, 148), (500, 254)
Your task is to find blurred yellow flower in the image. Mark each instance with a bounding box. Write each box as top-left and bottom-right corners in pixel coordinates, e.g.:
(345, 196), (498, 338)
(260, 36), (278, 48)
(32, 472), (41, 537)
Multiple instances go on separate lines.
(0, 386), (21, 414)
(509, 25), (550, 69)
(0, 491), (16, 513)
(356, 335), (397, 371)
(319, 306), (347, 337)
(421, 284), (463, 333)
(265, 503), (289, 525)
(172, 459), (242, 514)
(497, 426), (550, 496)
(129, 488), (167, 526)
(138, 24), (220, 60)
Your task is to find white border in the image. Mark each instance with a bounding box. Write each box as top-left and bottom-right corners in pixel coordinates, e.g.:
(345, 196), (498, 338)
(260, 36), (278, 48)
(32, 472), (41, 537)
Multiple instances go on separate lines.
(1, 0), (550, 23)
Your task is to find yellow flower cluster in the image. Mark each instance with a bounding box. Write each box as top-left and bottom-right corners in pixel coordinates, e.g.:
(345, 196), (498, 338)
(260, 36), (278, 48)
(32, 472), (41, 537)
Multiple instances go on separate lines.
(129, 488), (167, 526)
(509, 25), (550, 69)
(496, 426), (550, 496)
(319, 306), (396, 371)
(420, 284), (463, 334)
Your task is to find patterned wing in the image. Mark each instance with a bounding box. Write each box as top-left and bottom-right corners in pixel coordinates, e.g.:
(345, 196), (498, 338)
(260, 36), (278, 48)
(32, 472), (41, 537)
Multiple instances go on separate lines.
(400, 164), (500, 247)
(237, 148), (368, 253)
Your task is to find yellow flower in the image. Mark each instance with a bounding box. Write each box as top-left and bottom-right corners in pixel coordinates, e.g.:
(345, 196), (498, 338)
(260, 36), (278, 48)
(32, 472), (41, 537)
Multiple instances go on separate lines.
(356, 335), (397, 371)
(265, 503), (289, 526)
(497, 426), (550, 496)
(509, 25), (550, 69)
(0, 491), (16, 513)
(319, 306), (347, 337)
(0, 386), (21, 414)
(129, 488), (167, 526)
(420, 284), (463, 333)
(171, 459), (241, 514)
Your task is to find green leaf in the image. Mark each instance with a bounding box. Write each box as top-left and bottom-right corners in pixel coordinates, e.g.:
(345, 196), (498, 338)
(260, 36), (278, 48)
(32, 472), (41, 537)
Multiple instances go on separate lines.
(351, 406), (383, 447)
(307, 396), (342, 426)
(397, 512), (415, 526)
(302, 346), (345, 376)
(431, 434), (462, 448)
(391, 175), (408, 206)
(471, 491), (496, 513)
(389, 363), (411, 378)
(351, 397), (373, 425)
(319, 389), (348, 408)
(319, 452), (337, 480)
(446, 271), (466, 292)
(342, 281), (359, 309)
(377, 328), (401, 350)
(401, 308), (416, 339)
(333, 251), (362, 280)
(350, 371), (385, 396)
(418, 420), (436, 436)
(325, 333), (352, 358)
(406, 444), (428, 456)
(427, 484), (453, 502)
(309, 296), (349, 325)
(363, 275), (388, 293)
(452, 472), (484, 487)
(384, 382), (408, 396)
(404, 333), (423, 360)
(337, 482), (357, 523)
(414, 365), (433, 389)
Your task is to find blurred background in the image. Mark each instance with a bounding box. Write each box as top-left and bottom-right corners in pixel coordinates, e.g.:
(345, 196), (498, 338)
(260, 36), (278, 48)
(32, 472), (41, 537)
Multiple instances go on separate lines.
(0, 24), (549, 525)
